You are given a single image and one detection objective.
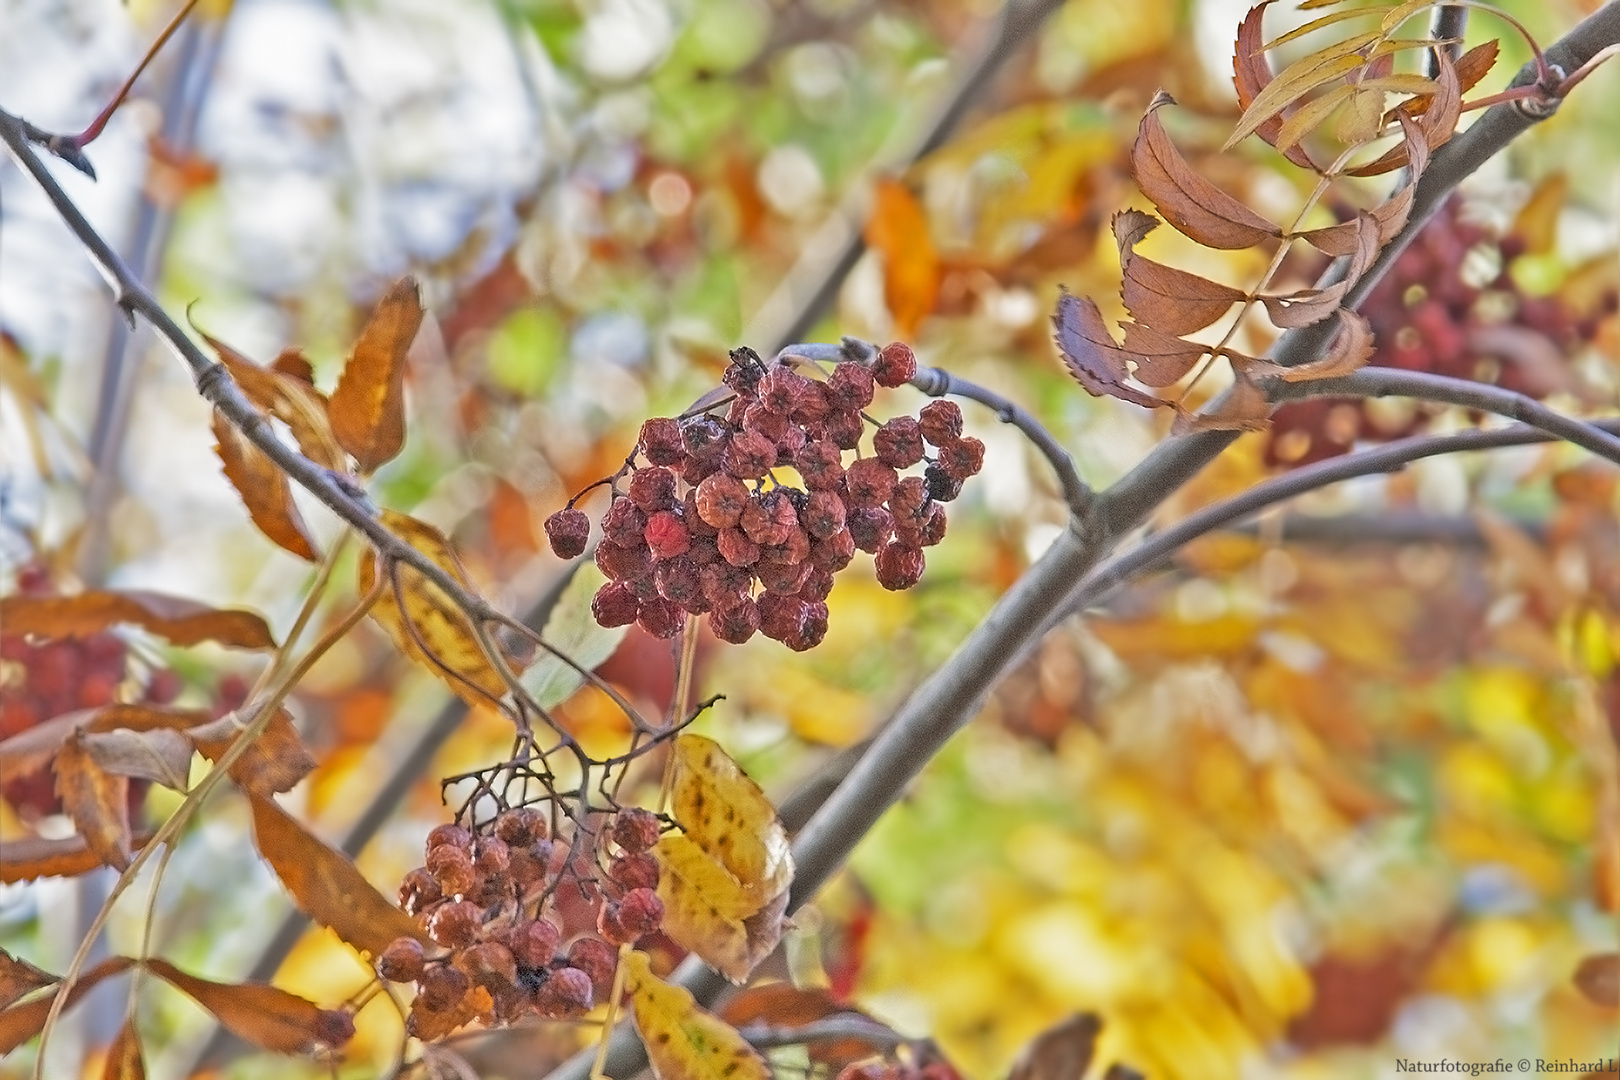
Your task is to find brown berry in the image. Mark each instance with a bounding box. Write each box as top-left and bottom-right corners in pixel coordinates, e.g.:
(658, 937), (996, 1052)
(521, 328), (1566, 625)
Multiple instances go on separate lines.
(847, 507), (894, 553)
(378, 936), (426, 983)
(568, 938), (619, 1002)
(474, 836), (510, 880)
(639, 418), (685, 466)
(637, 596), (683, 639)
(506, 918), (562, 971)
(794, 439), (845, 490)
(724, 428), (777, 479)
(628, 466), (678, 511)
(740, 491), (797, 547)
(873, 341), (918, 387)
(596, 903), (636, 946)
(744, 402), (789, 441)
(458, 941), (518, 992)
(709, 597), (760, 643)
(918, 400), (963, 446)
(544, 509), (591, 559)
(419, 964), (470, 1011)
(426, 844), (477, 898)
(399, 867), (442, 916)
(611, 807), (663, 854)
(591, 581), (641, 628)
(495, 807), (548, 847)
(873, 417), (925, 469)
(717, 527), (761, 568)
(695, 473), (751, 529)
(617, 888), (665, 937)
(609, 851), (661, 891)
(429, 900), (484, 948)
(536, 966), (594, 1018)
(427, 824), (473, 851)
(875, 542), (925, 590)
(826, 362), (875, 411)
(824, 408), (865, 450)
(925, 463), (964, 502)
(602, 497), (648, 546)
(655, 556), (703, 607)
(809, 529), (856, 572)
(844, 458), (898, 509)
(758, 593), (809, 643)
(938, 435), (985, 479)
(596, 539), (654, 581)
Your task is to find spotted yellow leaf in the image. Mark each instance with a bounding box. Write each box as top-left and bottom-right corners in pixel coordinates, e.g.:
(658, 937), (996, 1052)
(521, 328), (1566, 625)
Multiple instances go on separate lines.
(623, 950), (769, 1080)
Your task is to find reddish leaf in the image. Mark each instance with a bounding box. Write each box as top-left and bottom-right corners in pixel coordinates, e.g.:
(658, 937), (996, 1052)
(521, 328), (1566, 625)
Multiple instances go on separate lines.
(270, 347), (317, 384)
(211, 410), (320, 561)
(247, 791), (429, 958)
(1133, 93), (1282, 250)
(54, 730), (132, 870)
(1052, 291), (1172, 411)
(1260, 212), (1379, 328)
(330, 276), (423, 473)
(1114, 210), (1246, 336)
(719, 985), (879, 1070)
(1300, 113), (1428, 254)
(201, 331), (342, 470)
(1173, 370), (1270, 434)
(864, 179), (940, 337)
(1232, 2), (1318, 170)
(1275, 308), (1376, 381)
(0, 591), (274, 649)
(0, 833), (154, 884)
(80, 728), (193, 791)
(102, 1018), (145, 1080)
(0, 949), (57, 1011)
(144, 958), (353, 1054)
(1120, 322), (1209, 387)
(187, 707), (314, 796)
(1008, 1013), (1101, 1080)
(1574, 952), (1618, 1007)
(0, 956), (134, 1055)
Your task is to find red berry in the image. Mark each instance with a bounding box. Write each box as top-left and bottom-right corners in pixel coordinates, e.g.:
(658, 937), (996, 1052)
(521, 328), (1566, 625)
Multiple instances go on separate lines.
(144, 669), (182, 704)
(708, 597), (760, 644)
(918, 400), (964, 446)
(602, 497), (648, 546)
(639, 417), (685, 466)
(429, 899), (483, 947)
(695, 473), (751, 529)
(937, 436), (985, 479)
(758, 593), (809, 643)
(609, 851), (661, 891)
(875, 542), (925, 590)
(636, 596), (684, 639)
(419, 965), (470, 1011)
(545, 508), (591, 559)
(628, 467), (678, 512)
(739, 491), (797, 547)
(809, 529), (857, 571)
(597, 903), (635, 946)
(757, 558), (811, 596)
(426, 844), (478, 897)
(785, 601), (829, 652)
(847, 507), (895, 553)
(873, 416), (925, 468)
(458, 941), (518, 992)
(592, 581), (641, 628)
(617, 888), (665, 937)
(567, 938), (619, 1002)
(793, 440), (845, 491)
(717, 528), (761, 568)
(506, 918), (562, 971)
(611, 807), (663, 854)
(844, 459), (898, 509)
(596, 539), (654, 581)
(743, 402), (789, 442)
(723, 429), (777, 480)
(760, 366), (811, 413)
(427, 824), (473, 851)
(826, 363), (875, 411)
(824, 409), (865, 451)
(474, 836), (511, 880)
(495, 807), (548, 846)
(873, 341), (918, 387)
(655, 556), (702, 607)
(399, 867), (442, 915)
(644, 510), (691, 560)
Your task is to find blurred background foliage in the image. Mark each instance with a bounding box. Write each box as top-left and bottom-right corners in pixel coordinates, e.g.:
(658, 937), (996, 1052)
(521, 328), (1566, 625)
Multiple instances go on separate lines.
(1, 0), (1618, 1077)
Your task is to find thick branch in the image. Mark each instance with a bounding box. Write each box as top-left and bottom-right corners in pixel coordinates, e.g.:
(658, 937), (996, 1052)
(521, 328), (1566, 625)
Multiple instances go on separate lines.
(737, 1015), (910, 1052)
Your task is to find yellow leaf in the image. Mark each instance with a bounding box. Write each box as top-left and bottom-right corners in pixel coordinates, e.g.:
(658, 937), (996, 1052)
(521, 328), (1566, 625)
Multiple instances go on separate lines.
(623, 950), (770, 1080)
(666, 735), (792, 902)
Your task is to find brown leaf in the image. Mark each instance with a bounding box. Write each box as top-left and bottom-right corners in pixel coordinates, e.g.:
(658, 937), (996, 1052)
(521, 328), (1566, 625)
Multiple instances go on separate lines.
(1173, 371), (1270, 434)
(1, 591), (275, 649)
(1, 704), (209, 786)
(102, 1018), (146, 1080)
(247, 790), (429, 958)
(1300, 113), (1428, 254)
(719, 985), (878, 1070)
(0, 832), (154, 884)
(1276, 309), (1376, 381)
(0, 956), (135, 1055)
(1232, 1), (1319, 170)
(1573, 952), (1618, 1007)
(270, 347), (316, 385)
(201, 331), (343, 470)
(1008, 1013), (1101, 1080)
(187, 708), (314, 796)
(211, 410), (319, 561)
(54, 730), (132, 870)
(330, 276), (422, 473)
(1348, 47), (1463, 176)
(865, 179), (940, 337)
(1260, 212), (1379, 328)
(1226, 37), (1377, 150)
(1114, 211), (1245, 336)
(144, 958), (353, 1054)
(624, 951), (770, 1080)
(358, 510), (510, 705)
(1133, 93), (1282, 250)
(407, 985), (492, 1042)
(0, 949), (57, 1011)
(81, 728), (193, 791)
(1052, 290), (1172, 411)
(1120, 322), (1208, 387)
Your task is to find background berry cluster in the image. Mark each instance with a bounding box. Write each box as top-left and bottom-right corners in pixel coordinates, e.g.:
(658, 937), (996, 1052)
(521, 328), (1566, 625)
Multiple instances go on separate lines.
(382, 805), (666, 1035)
(544, 343), (984, 650)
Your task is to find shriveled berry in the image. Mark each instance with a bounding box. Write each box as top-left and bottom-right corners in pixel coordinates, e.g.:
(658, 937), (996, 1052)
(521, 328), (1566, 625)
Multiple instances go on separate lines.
(495, 807), (548, 847)
(458, 941), (518, 992)
(597, 902), (635, 946)
(639, 418), (685, 466)
(847, 507), (895, 553)
(925, 463), (964, 502)
(602, 497), (648, 546)
(809, 529), (857, 571)
(918, 400), (963, 446)
(873, 341), (918, 388)
(696, 473), (751, 529)
(775, 424), (807, 461)
(758, 593), (809, 643)
(826, 362), (876, 411)
(709, 597), (760, 643)
(918, 503), (947, 546)
(596, 539), (653, 581)
(760, 366), (811, 413)
(655, 556), (702, 607)
(568, 938), (619, 1002)
(797, 566), (836, 603)
(717, 527), (761, 568)
(399, 867), (443, 916)
(794, 440), (845, 490)
(506, 918), (562, 971)
(644, 510), (690, 560)
(537, 966), (595, 1018)
(743, 402), (789, 442)
(758, 558), (811, 596)
(874, 417), (925, 469)
(429, 899), (484, 947)
(937, 436), (985, 479)
(610, 851), (661, 891)
(875, 542), (925, 590)
(426, 844), (478, 897)
(785, 601), (829, 652)
(802, 489), (847, 539)
(723, 347), (766, 395)
(637, 596), (683, 639)
(824, 408), (865, 451)
(681, 489), (719, 539)
(740, 491), (797, 547)
(844, 458), (898, 509)
(723, 428), (777, 479)
(592, 581), (641, 628)
(792, 379), (832, 425)
(544, 509), (591, 559)
(378, 936), (426, 983)
(700, 560), (753, 602)
(474, 836), (510, 880)
(681, 415), (728, 461)
(419, 964), (470, 1011)
(618, 888), (665, 937)
(628, 467), (678, 512)
(611, 807), (664, 854)
(427, 824), (473, 851)
(888, 475), (928, 522)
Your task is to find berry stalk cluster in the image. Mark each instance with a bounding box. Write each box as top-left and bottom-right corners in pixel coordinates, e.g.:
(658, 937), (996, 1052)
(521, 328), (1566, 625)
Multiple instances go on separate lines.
(544, 343), (984, 650)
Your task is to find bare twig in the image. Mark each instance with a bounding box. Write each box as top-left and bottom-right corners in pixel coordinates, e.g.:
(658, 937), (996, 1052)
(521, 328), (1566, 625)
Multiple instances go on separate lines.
(737, 1014), (910, 1052)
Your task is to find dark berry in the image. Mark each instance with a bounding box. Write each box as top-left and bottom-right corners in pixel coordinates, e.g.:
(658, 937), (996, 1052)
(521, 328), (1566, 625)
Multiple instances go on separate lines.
(758, 593), (809, 643)
(681, 415), (728, 461)
(757, 558), (811, 596)
(786, 601), (829, 652)
(602, 497), (648, 546)
(797, 566), (836, 603)
(637, 596), (683, 639)
(429, 900), (483, 947)
(723, 429), (777, 479)
(419, 965), (470, 1011)
(399, 868), (442, 916)
(617, 888), (665, 937)
(709, 597), (760, 643)
(802, 489), (847, 539)
(544, 509), (591, 559)
(459, 941), (518, 992)
(918, 400), (963, 446)
(875, 542), (925, 590)
(596, 540), (653, 581)
(628, 467), (678, 512)
(609, 851), (661, 891)
(495, 807), (548, 847)
(847, 507), (895, 553)
(591, 581), (641, 628)
(925, 463), (964, 502)
(378, 937), (426, 982)
(639, 418), (685, 466)
(506, 918), (562, 971)
(655, 556), (702, 607)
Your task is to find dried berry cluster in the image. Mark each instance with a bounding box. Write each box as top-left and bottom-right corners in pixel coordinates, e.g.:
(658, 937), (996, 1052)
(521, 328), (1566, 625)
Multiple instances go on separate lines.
(382, 805), (667, 1035)
(1268, 196), (1620, 466)
(544, 343), (983, 649)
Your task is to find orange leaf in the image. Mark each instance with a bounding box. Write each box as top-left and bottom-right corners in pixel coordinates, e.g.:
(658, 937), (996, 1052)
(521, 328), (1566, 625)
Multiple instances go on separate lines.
(720, 984), (880, 1070)
(54, 730), (132, 870)
(329, 276), (422, 473)
(1114, 211), (1245, 336)
(187, 707), (314, 796)
(1, 704), (209, 786)
(1260, 212), (1380, 328)
(0, 956), (134, 1055)
(1348, 47), (1465, 176)
(1225, 39), (1376, 150)
(1120, 322), (1208, 387)
(358, 510), (510, 705)
(144, 958), (354, 1054)
(198, 329), (342, 471)
(1300, 112), (1428, 255)
(1051, 291), (1172, 411)
(101, 1018), (146, 1080)
(1574, 952), (1618, 1007)
(1275, 309), (1376, 381)
(1133, 93), (1282, 250)
(1008, 1014), (1102, 1080)
(0, 949), (57, 1011)
(406, 985), (492, 1042)
(623, 951), (770, 1080)
(247, 791), (429, 958)
(213, 412), (320, 561)
(864, 179), (940, 337)
(0, 591), (274, 649)
(1173, 370), (1271, 434)
(0, 832), (154, 884)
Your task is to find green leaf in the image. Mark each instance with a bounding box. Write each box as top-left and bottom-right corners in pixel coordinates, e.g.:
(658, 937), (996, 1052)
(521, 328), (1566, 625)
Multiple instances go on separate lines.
(518, 564), (631, 709)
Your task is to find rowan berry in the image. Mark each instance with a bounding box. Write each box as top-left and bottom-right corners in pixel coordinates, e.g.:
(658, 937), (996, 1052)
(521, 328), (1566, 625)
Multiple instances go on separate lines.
(611, 807), (664, 854)
(536, 966), (594, 1018)
(378, 937), (426, 983)
(628, 467), (678, 512)
(596, 540), (653, 581)
(708, 597), (760, 643)
(506, 918), (562, 971)
(609, 851), (661, 891)
(845, 458), (898, 509)
(874, 416), (925, 468)
(802, 489), (847, 539)
(459, 941), (518, 992)
(618, 888), (665, 937)
(925, 463), (964, 502)
(700, 560), (753, 602)
(399, 868), (443, 915)
(426, 844), (477, 897)
(567, 938), (618, 1002)
(826, 362), (875, 411)
(638, 417), (685, 466)
(791, 379), (831, 424)
(543, 508), (590, 558)
(597, 902), (635, 946)
(474, 836), (510, 880)
(427, 824), (473, 851)
(717, 527), (761, 568)
(636, 596), (683, 639)
(809, 529), (856, 571)
(847, 507), (894, 553)
(744, 402), (789, 442)
(723, 428), (777, 479)
(740, 491), (797, 547)
(655, 556), (702, 607)
(797, 566), (836, 603)
(937, 436), (985, 478)
(761, 366), (810, 413)
(419, 964), (470, 1011)
(602, 497), (647, 546)
(429, 900), (483, 947)
(695, 473), (750, 529)
(875, 542), (925, 591)
(495, 807), (548, 847)
(758, 593), (809, 643)
(757, 558), (811, 596)
(591, 582), (641, 628)
(918, 400), (964, 445)
(786, 601), (829, 652)
(681, 415), (728, 461)
(644, 510), (690, 560)
(824, 408), (865, 450)
(794, 439), (845, 490)
(873, 341), (918, 387)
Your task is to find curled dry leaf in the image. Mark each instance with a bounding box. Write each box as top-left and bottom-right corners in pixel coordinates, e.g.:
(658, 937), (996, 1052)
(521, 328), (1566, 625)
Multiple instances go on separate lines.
(1232, 0), (1319, 171)
(0, 832), (154, 884)
(624, 950), (770, 1080)
(188, 707), (315, 797)
(720, 984), (882, 1070)
(865, 179), (940, 337)
(1573, 952), (1618, 1007)
(1133, 92), (1283, 250)
(1119, 321), (1209, 387)
(0, 956), (134, 1055)
(1349, 46), (1467, 177)
(358, 510), (512, 706)
(1226, 35), (1378, 150)
(80, 727), (193, 791)
(54, 729), (132, 870)
(103, 1018), (146, 1080)
(407, 985), (492, 1042)
(329, 276), (423, 473)
(144, 958), (354, 1054)
(1052, 290), (1173, 410)
(1275, 308), (1376, 381)
(1007, 1013), (1102, 1080)
(0, 949), (57, 1011)
(247, 791), (429, 958)
(200, 329), (343, 470)
(1299, 111), (1429, 255)
(1172, 370), (1271, 434)
(1260, 212), (1380, 329)
(0, 590), (274, 649)
(212, 409), (319, 561)
(1114, 210), (1246, 336)
(652, 734), (792, 983)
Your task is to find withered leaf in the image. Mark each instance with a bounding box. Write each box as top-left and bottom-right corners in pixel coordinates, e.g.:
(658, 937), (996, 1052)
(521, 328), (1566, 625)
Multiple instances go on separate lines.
(1008, 1013), (1102, 1080)
(1120, 322), (1208, 387)
(200, 330), (342, 470)
(247, 791), (428, 958)
(0, 832), (154, 884)
(1275, 308), (1376, 381)
(1349, 48), (1465, 176)
(358, 510), (510, 706)
(269, 347), (316, 385)
(145, 958), (353, 1054)
(0, 591), (274, 649)
(1573, 952), (1618, 1007)
(330, 276), (422, 473)
(212, 410), (319, 561)
(1260, 212), (1379, 328)
(406, 985), (492, 1042)
(0, 949), (57, 1011)
(1052, 290), (1171, 410)
(0, 956), (135, 1055)
(81, 728), (193, 791)
(865, 179), (940, 337)
(1300, 112), (1428, 255)
(719, 984), (880, 1070)
(102, 1019), (146, 1080)
(1114, 211), (1245, 336)
(1, 704), (209, 786)
(624, 950), (770, 1080)
(188, 708), (315, 796)
(1226, 38), (1377, 150)
(1233, 2), (1319, 171)
(1172, 370), (1271, 434)
(54, 730), (132, 870)
(1133, 93), (1282, 250)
